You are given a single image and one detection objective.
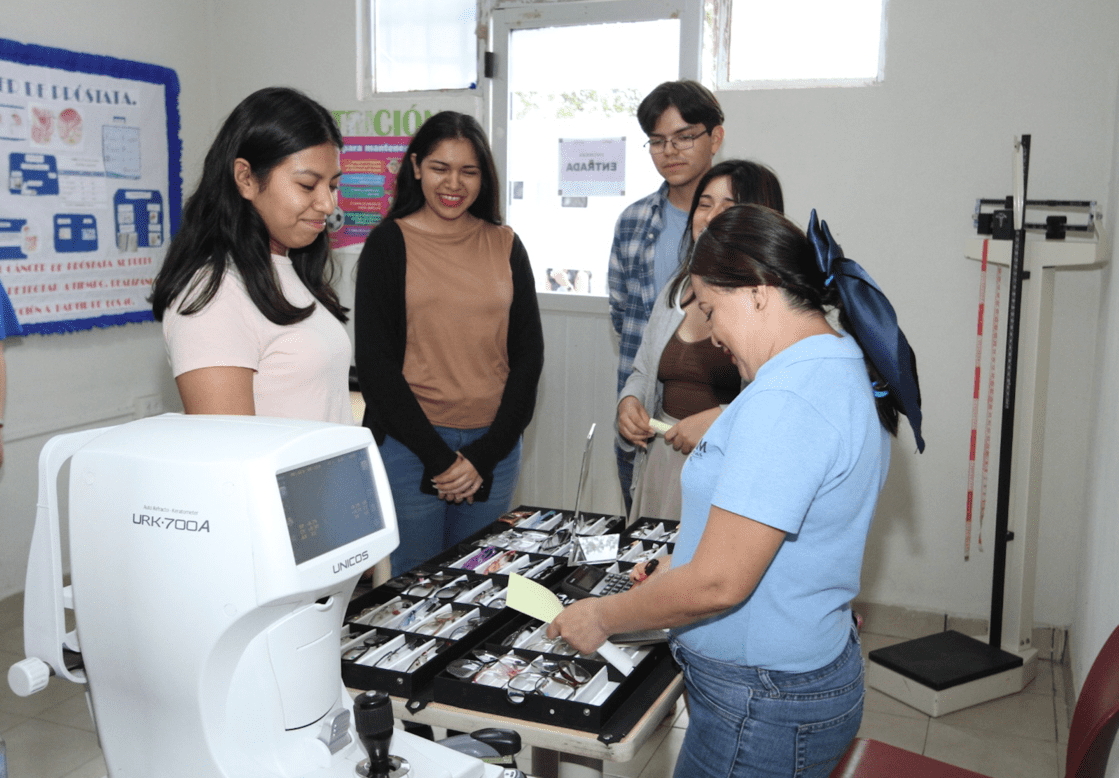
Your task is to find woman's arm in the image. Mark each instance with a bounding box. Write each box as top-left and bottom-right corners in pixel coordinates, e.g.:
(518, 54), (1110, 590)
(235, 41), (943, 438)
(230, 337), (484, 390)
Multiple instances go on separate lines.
(616, 283), (682, 451)
(548, 505), (785, 653)
(176, 366), (256, 415)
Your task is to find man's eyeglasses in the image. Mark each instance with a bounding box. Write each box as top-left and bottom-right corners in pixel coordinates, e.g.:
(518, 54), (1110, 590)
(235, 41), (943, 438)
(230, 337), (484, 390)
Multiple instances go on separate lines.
(645, 128), (711, 155)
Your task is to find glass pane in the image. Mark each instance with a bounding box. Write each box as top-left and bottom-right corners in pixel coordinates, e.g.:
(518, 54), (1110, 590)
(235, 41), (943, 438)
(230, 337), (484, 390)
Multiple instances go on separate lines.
(729, 0), (883, 82)
(374, 0), (477, 92)
(507, 20), (680, 296)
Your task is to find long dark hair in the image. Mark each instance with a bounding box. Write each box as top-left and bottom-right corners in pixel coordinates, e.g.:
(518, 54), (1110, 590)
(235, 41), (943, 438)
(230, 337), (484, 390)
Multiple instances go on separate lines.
(387, 111), (501, 225)
(665, 159), (784, 308)
(151, 86), (347, 324)
(690, 204), (902, 437)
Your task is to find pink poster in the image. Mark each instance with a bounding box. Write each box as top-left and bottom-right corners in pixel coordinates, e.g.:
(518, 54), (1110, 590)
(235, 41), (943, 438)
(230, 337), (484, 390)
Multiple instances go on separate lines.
(330, 137), (409, 250)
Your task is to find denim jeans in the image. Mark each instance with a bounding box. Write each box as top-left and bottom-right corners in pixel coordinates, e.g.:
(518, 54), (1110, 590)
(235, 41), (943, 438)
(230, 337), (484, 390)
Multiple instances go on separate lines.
(670, 627), (864, 777)
(379, 426), (521, 576)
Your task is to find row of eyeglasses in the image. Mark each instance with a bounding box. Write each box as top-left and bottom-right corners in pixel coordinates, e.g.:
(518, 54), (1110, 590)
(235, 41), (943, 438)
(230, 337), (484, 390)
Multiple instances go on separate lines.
(444, 648), (608, 705)
(342, 628), (453, 672)
(500, 509), (621, 538)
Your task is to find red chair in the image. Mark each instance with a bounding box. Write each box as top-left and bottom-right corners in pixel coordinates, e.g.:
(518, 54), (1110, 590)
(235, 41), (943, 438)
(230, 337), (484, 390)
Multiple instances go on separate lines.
(832, 622), (1119, 778)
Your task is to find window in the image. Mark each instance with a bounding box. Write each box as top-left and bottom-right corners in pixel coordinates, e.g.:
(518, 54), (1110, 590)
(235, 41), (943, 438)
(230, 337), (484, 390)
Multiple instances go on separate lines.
(491, 0), (701, 297)
(364, 0), (478, 95)
(712, 0), (887, 89)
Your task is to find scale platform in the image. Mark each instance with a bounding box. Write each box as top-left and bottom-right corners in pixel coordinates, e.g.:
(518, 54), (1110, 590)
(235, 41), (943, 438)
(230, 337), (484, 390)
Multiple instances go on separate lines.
(867, 630), (1037, 717)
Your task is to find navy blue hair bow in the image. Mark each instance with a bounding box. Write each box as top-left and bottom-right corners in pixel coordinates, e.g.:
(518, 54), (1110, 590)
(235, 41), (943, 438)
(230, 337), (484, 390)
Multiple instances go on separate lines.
(807, 210), (924, 452)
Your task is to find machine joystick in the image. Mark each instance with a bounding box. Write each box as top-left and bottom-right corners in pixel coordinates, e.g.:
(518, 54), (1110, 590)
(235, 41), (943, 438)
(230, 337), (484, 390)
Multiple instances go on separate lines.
(353, 690), (396, 778)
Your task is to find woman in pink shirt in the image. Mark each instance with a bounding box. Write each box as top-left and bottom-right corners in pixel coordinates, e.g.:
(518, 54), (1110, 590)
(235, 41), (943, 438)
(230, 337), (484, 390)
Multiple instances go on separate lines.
(151, 87), (352, 424)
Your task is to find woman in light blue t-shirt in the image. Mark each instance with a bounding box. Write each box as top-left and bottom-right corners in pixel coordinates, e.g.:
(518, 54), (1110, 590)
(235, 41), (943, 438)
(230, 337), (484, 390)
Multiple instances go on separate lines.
(550, 204), (923, 777)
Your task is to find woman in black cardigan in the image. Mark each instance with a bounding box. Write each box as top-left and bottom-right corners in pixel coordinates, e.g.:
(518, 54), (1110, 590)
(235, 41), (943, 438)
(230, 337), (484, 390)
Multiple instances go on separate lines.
(354, 112), (544, 576)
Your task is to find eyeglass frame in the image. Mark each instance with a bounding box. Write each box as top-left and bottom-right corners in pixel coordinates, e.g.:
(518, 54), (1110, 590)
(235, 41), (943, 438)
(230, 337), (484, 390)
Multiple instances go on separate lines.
(643, 127), (712, 155)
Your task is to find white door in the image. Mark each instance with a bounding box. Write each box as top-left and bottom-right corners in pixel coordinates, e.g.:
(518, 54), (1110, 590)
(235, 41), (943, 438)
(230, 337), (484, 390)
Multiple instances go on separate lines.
(490, 1), (703, 514)
(490, 0), (702, 297)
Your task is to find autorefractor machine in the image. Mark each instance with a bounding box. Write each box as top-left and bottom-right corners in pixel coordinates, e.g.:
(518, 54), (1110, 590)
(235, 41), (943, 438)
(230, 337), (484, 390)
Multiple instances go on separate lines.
(7, 414), (513, 778)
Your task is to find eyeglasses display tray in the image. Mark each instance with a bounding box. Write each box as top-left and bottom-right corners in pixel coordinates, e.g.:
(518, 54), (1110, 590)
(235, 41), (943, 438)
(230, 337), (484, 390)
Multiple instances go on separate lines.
(342, 506), (680, 734)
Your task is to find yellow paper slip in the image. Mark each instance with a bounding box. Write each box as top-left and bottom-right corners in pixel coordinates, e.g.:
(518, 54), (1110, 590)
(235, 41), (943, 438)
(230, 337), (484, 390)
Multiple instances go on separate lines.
(506, 573), (635, 675)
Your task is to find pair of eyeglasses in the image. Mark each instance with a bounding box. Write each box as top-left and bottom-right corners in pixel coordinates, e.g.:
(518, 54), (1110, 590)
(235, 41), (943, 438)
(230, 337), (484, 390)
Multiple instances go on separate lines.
(526, 558), (558, 582)
(358, 599), (405, 626)
(434, 578), (472, 602)
(399, 599), (440, 629)
(374, 636), (426, 668)
(505, 657), (592, 704)
(389, 568), (453, 592)
(538, 528), (571, 554)
(481, 550), (520, 575)
(461, 546), (502, 571)
(472, 653), (530, 687)
(644, 128), (712, 154)
(445, 647), (502, 680)
(448, 614), (485, 640)
(524, 634), (577, 656)
(502, 623), (537, 649)
(406, 641), (447, 673)
(403, 579), (438, 597)
(342, 630), (393, 662)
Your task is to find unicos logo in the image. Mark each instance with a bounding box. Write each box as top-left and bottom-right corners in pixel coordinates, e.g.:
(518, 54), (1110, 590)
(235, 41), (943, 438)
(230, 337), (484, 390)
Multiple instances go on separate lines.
(131, 514), (211, 533)
(333, 550), (369, 575)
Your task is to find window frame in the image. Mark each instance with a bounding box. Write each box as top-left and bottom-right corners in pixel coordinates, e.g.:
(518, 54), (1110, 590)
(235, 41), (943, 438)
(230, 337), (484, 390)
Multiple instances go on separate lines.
(488, 0), (704, 240)
(710, 0), (889, 91)
(358, 0), (483, 99)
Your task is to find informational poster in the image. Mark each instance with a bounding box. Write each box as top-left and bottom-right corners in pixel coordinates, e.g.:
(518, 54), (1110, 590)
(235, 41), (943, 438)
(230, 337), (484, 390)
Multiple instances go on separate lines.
(330, 106), (447, 251)
(331, 137), (409, 251)
(0, 38), (181, 334)
(558, 137), (626, 197)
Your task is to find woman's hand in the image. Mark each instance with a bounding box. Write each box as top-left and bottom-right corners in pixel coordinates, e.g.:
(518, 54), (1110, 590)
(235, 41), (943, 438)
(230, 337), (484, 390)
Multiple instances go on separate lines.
(664, 407), (722, 454)
(432, 453), (483, 503)
(617, 396), (653, 447)
(175, 367), (256, 415)
(546, 597), (610, 655)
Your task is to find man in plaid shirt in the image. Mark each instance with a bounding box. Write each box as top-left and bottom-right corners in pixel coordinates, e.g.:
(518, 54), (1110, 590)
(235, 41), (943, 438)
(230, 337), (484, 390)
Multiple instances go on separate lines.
(609, 80), (724, 514)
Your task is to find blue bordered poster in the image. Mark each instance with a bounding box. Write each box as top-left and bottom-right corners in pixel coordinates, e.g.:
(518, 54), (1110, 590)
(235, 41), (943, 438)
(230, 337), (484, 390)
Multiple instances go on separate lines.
(0, 38), (181, 334)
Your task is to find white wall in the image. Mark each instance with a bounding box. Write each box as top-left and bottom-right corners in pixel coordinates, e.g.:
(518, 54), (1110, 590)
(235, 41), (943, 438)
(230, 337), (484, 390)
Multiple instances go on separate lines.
(716, 0), (1118, 627)
(1073, 58), (1119, 705)
(0, 0), (214, 598)
(3, 0), (1118, 666)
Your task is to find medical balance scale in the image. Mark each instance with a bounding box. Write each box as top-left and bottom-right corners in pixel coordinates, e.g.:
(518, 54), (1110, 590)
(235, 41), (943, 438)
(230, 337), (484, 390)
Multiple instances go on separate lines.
(866, 136), (1108, 716)
(7, 414), (519, 777)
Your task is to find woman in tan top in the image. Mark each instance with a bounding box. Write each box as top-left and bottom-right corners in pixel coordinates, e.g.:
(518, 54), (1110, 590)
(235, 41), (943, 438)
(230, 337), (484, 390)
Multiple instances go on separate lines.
(354, 112), (544, 576)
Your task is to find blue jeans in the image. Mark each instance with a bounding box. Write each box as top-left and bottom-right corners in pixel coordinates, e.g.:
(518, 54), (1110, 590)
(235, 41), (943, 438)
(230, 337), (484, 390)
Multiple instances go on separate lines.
(670, 628), (864, 777)
(379, 426), (521, 576)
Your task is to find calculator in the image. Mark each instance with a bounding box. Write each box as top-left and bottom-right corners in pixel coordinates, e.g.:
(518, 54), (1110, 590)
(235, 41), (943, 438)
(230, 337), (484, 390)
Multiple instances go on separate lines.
(560, 564), (632, 599)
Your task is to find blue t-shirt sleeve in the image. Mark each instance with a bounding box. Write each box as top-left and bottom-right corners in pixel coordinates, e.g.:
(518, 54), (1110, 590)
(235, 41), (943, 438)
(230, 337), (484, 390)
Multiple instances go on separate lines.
(711, 389), (841, 535)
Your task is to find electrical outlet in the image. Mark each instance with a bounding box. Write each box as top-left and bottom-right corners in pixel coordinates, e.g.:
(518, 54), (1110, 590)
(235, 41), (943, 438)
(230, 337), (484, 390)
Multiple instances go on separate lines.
(133, 394), (164, 419)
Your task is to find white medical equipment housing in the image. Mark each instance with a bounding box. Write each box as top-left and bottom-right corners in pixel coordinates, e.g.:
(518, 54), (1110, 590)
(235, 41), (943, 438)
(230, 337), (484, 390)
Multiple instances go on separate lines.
(12, 414), (404, 777)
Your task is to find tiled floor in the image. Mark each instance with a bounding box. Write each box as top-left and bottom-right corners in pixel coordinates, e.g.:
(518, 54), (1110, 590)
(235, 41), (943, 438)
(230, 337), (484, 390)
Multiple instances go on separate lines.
(0, 592), (1071, 777)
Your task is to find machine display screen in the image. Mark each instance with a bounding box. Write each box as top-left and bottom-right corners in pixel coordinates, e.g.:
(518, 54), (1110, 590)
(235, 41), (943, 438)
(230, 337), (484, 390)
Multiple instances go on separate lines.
(276, 448), (385, 565)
